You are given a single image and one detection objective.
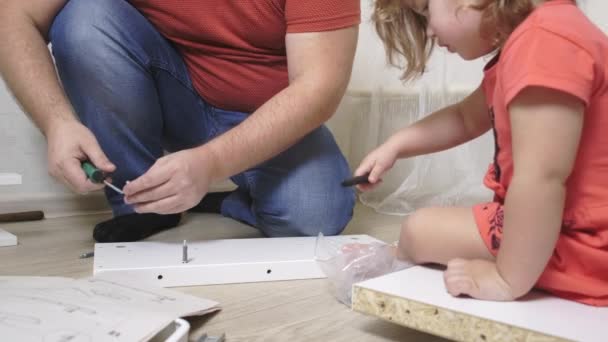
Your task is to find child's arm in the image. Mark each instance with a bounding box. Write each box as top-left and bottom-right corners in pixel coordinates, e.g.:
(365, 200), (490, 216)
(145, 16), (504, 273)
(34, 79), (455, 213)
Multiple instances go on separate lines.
(355, 85), (491, 188)
(392, 85), (491, 159)
(497, 87), (584, 297)
(445, 87), (585, 301)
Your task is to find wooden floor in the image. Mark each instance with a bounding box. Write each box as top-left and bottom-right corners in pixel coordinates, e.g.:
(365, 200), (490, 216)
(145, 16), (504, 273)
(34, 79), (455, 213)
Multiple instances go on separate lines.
(0, 204), (447, 342)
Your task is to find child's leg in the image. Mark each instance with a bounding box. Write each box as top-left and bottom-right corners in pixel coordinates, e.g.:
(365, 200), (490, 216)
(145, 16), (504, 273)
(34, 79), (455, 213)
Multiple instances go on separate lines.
(399, 204), (516, 301)
(396, 207), (493, 265)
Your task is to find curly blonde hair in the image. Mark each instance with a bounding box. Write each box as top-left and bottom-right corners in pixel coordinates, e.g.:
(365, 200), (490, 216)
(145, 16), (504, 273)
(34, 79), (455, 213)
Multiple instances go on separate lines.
(373, 0), (567, 81)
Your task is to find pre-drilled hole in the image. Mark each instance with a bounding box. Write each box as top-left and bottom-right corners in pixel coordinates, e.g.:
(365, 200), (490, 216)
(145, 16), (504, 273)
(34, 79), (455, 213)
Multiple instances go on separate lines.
(266, 269), (272, 274)
(157, 275), (163, 280)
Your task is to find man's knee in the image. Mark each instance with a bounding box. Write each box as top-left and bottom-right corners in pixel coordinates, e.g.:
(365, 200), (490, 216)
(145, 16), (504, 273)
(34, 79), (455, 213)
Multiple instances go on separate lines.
(50, 0), (122, 61)
(257, 188), (355, 237)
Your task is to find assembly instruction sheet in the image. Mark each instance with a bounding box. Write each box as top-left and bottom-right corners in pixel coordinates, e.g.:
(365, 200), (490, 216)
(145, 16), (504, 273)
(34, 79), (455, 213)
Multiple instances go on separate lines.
(0, 276), (220, 341)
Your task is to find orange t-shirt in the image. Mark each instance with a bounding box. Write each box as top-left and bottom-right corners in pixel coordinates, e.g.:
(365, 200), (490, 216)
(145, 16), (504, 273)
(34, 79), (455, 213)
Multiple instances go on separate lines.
(482, 0), (608, 306)
(128, 0), (360, 113)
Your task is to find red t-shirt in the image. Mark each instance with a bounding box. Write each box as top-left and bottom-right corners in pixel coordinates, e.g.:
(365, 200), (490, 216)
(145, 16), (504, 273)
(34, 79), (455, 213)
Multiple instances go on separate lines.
(129, 0), (361, 112)
(482, 0), (608, 305)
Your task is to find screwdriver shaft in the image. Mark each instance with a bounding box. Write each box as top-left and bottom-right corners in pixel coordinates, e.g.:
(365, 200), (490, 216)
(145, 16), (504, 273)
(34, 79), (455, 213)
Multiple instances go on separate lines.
(104, 180), (124, 194)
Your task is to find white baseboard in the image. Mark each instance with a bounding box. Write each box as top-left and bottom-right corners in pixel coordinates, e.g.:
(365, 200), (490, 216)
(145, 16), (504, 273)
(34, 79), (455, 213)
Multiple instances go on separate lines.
(0, 180), (237, 219)
(0, 192), (110, 219)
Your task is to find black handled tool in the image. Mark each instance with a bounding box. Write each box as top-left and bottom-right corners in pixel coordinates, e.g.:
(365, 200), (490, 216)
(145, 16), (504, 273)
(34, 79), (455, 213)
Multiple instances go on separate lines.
(341, 172), (371, 187)
(81, 161), (124, 194)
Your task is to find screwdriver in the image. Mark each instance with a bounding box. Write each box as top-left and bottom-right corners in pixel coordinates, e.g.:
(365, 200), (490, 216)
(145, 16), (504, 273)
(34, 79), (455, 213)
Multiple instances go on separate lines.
(81, 161), (124, 194)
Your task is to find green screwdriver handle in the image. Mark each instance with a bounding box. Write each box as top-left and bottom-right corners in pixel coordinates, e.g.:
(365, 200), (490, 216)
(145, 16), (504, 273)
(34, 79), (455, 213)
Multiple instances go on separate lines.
(81, 161), (106, 184)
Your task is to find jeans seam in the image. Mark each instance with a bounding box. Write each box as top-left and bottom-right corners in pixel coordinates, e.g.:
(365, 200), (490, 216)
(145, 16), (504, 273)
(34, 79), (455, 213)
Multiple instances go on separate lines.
(148, 60), (196, 95)
(244, 170), (256, 190)
(148, 60), (219, 139)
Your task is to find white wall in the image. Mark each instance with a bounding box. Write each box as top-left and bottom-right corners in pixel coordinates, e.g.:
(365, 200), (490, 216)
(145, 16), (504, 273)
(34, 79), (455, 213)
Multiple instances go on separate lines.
(0, 83), (89, 216)
(1, 0), (607, 215)
(349, 0), (608, 92)
(584, 0), (608, 33)
(0, 82), (73, 201)
(0, 86), (69, 194)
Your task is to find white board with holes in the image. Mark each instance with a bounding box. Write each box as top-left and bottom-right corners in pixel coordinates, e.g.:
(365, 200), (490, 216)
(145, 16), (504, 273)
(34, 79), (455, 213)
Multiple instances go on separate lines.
(93, 235), (381, 287)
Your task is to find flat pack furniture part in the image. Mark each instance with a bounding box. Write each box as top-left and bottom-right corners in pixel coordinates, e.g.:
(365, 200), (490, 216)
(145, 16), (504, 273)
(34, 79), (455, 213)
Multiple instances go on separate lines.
(0, 228), (17, 247)
(353, 265), (608, 342)
(0, 172), (22, 247)
(94, 235), (382, 287)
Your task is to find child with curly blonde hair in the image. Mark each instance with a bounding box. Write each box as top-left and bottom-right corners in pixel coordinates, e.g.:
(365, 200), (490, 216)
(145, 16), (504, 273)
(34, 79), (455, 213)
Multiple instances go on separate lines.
(355, 0), (608, 305)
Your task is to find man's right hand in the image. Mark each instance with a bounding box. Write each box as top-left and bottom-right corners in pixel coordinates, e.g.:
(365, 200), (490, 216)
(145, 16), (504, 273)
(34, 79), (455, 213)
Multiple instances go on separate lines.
(46, 121), (115, 194)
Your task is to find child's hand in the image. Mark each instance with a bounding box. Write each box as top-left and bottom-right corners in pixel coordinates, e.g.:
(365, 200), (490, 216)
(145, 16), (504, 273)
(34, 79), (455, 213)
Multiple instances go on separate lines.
(354, 144), (398, 192)
(443, 259), (516, 302)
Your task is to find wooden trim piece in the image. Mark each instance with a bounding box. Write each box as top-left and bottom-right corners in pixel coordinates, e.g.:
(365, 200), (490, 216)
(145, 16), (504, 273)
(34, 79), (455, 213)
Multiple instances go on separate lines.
(0, 192), (110, 218)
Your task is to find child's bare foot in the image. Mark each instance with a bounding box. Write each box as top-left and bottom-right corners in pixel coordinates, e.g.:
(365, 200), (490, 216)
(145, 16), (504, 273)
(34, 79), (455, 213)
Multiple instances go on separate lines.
(443, 259), (516, 301)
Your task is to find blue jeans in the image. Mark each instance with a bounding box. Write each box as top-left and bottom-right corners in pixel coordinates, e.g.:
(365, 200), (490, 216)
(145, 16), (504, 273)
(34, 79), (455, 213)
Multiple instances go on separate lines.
(49, 0), (355, 237)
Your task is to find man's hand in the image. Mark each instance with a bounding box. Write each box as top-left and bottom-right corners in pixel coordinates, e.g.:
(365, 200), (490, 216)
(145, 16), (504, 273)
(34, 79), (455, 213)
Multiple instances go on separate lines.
(123, 148), (215, 215)
(353, 142), (399, 192)
(46, 121), (116, 194)
(443, 258), (516, 301)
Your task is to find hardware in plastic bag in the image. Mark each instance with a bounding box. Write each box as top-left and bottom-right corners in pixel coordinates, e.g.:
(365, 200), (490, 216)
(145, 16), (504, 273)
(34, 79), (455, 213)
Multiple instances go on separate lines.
(314, 233), (413, 306)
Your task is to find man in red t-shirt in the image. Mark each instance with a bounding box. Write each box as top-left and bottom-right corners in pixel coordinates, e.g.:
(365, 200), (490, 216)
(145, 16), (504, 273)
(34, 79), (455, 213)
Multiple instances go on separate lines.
(0, 0), (360, 241)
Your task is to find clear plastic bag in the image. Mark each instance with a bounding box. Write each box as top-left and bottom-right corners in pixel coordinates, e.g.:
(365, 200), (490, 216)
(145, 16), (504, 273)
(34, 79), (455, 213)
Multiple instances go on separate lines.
(314, 233), (413, 306)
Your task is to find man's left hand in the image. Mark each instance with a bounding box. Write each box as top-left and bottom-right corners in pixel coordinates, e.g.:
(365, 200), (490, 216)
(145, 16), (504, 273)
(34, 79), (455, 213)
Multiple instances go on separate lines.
(123, 148), (214, 214)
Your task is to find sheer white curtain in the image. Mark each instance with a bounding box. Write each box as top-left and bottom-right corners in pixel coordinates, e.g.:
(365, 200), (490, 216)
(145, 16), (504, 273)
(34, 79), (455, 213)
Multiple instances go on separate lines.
(343, 1), (495, 215)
